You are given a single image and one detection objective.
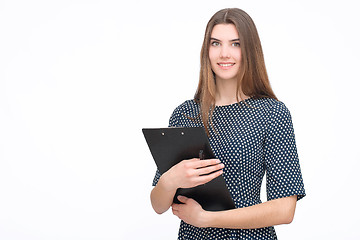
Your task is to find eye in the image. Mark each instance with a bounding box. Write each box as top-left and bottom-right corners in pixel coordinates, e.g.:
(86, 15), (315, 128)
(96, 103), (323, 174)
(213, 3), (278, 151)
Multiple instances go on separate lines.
(211, 41), (220, 47)
(232, 42), (241, 47)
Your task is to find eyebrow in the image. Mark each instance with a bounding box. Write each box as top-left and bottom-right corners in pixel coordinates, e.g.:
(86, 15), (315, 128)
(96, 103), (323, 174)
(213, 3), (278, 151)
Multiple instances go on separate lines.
(210, 37), (240, 42)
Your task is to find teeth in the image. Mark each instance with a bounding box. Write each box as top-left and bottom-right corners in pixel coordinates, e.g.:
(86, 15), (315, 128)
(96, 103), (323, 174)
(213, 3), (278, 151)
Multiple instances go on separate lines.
(219, 63), (234, 67)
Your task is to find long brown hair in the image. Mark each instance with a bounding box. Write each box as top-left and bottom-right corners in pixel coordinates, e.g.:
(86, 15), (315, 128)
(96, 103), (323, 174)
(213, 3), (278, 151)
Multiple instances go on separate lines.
(194, 8), (277, 134)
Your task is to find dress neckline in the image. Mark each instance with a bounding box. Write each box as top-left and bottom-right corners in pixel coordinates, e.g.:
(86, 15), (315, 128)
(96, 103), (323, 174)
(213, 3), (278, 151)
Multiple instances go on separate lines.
(214, 96), (254, 108)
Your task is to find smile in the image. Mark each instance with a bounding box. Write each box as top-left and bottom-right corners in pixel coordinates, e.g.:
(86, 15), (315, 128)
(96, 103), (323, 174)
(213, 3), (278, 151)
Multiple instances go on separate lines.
(217, 63), (235, 69)
(218, 63), (235, 67)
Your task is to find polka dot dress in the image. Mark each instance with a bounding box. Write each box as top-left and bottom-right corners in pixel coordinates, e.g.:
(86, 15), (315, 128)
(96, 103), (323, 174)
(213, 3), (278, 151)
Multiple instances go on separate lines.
(152, 97), (306, 239)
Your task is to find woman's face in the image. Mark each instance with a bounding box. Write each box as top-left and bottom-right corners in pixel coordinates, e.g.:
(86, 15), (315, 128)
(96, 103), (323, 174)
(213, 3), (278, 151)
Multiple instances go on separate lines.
(209, 24), (241, 82)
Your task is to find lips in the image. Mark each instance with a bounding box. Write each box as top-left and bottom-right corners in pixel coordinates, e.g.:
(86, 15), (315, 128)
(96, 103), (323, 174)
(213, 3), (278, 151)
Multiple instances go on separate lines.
(217, 62), (235, 69)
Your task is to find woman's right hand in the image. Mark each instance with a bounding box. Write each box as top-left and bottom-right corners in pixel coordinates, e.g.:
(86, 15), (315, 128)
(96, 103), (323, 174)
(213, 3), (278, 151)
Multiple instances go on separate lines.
(161, 158), (225, 191)
(151, 158), (224, 214)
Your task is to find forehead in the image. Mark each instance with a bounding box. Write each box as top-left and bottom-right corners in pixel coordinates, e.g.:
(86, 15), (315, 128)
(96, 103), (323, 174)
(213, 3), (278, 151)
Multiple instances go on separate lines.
(211, 24), (239, 39)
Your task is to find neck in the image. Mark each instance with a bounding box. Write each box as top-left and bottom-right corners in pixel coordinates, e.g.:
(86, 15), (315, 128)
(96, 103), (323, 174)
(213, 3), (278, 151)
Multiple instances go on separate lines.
(215, 77), (249, 106)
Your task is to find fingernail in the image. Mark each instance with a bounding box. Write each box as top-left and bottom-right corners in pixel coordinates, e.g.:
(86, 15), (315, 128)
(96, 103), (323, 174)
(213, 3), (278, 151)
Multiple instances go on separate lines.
(216, 159), (221, 163)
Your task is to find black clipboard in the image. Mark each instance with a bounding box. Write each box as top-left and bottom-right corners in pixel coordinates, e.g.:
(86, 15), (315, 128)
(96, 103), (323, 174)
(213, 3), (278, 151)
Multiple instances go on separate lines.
(143, 127), (235, 211)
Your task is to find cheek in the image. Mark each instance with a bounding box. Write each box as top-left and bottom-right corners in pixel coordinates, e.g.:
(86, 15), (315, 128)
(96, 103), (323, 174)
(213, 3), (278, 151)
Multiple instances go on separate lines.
(237, 49), (242, 63)
(208, 49), (215, 61)
(231, 48), (242, 62)
(208, 49), (218, 67)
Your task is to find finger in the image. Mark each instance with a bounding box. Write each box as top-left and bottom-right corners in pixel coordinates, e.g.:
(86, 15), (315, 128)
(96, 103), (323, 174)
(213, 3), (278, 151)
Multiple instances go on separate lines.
(171, 203), (179, 211)
(171, 206), (178, 215)
(182, 159), (221, 171)
(177, 195), (188, 203)
(196, 163), (224, 176)
(182, 158), (201, 164)
(195, 159), (221, 168)
(196, 169), (223, 185)
(183, 158), (220, 169)
(180, 158), (201, 170)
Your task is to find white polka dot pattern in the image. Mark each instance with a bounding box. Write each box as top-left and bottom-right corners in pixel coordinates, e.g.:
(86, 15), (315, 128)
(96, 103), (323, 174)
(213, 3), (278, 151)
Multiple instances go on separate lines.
(152, 97), (306, 239)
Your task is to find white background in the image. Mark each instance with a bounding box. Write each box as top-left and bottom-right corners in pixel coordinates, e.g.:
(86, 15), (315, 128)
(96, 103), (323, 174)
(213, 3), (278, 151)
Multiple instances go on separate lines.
(1, 0), (359, 239)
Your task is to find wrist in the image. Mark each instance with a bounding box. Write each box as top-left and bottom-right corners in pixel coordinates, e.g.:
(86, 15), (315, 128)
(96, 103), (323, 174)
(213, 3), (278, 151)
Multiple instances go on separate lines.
(159, 172), (177, 192)
(201, 210), (215, 228)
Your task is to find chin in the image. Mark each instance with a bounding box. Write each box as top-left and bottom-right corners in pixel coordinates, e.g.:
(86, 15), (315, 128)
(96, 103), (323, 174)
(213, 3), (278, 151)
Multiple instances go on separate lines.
(215, 74), (238, 81)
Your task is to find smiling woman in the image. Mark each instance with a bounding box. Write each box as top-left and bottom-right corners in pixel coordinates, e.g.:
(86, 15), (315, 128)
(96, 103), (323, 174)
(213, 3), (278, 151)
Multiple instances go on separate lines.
(195, 8), (277, 134)
(150, 8), (305, 240)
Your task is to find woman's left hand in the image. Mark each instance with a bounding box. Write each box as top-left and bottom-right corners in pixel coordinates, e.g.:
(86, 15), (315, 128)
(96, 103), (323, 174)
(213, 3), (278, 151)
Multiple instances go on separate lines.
(171, 195), (209, 228)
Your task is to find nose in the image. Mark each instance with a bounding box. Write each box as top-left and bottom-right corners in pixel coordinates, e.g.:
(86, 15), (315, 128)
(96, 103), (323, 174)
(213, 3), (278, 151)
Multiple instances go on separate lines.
(220, 45), (230, 59)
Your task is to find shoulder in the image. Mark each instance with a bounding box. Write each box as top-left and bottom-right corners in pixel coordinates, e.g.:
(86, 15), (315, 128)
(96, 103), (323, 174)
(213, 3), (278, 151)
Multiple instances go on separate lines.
(171, 99), (199, 116)
(168, 99), (200, 127)
(252, 98), (295, 136)
(249, 97), (286, 110)
(250, 97), (291, 118)
(267, 99), (292, 123)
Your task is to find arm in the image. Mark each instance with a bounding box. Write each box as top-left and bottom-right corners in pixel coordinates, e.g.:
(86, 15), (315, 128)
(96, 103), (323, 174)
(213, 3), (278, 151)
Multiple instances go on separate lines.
(150, 158), (224, 214)
(150, 174), (177, 214)
(206, 195), (297, 229)
(172, 195), (297, 229)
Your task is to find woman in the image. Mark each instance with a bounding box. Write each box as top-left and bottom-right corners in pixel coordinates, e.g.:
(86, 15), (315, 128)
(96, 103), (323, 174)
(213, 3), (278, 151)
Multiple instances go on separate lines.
(150, 8), (305, 239)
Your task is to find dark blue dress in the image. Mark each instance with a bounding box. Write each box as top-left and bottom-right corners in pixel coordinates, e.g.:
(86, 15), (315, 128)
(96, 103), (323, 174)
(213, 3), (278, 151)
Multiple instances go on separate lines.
(152, 97), (306, 239)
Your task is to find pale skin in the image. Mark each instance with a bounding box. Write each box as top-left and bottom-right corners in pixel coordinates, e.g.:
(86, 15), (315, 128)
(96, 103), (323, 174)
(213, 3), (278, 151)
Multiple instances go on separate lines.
(150, 23), (297, 229)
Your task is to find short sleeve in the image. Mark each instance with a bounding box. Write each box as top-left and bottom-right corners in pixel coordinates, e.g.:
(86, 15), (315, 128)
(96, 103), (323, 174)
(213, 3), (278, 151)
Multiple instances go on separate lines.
(151, 108), (181, 186)
(152, 169), (161, 186)
(264, 102), (306, 201)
